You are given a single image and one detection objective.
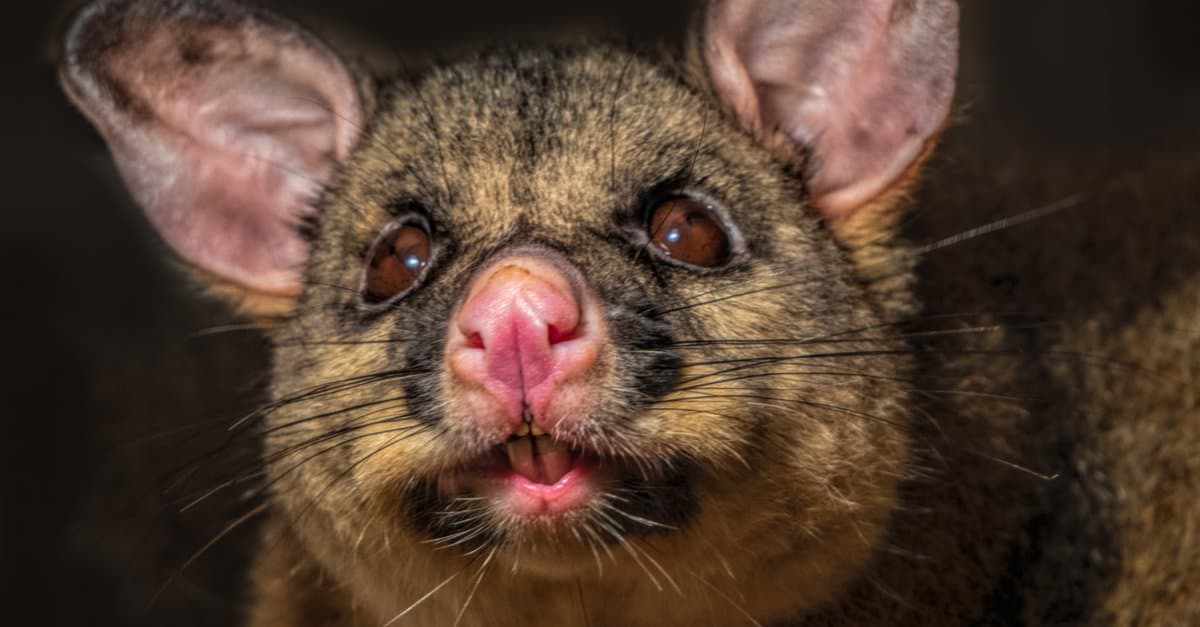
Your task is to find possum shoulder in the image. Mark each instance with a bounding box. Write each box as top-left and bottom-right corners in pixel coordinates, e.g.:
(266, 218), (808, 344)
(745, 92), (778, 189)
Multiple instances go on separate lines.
(911, 125), (1200, 623)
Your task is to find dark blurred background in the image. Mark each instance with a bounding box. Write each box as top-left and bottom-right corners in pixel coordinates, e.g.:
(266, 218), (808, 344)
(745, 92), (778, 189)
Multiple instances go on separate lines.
(5, 1), (1199, 625)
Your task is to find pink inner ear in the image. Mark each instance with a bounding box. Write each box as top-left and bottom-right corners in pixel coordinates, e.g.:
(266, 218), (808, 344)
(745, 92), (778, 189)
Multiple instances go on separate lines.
(705, 0), (958, 218)
(61, 0), (363, 296)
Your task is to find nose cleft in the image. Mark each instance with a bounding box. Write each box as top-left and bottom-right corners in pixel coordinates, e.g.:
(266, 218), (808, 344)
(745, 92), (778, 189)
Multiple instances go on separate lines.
(449, 254), (602, 432)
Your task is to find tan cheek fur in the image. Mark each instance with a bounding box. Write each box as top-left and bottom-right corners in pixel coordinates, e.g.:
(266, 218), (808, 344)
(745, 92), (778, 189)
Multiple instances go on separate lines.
(254, 292), (915, 625)
(236, 51), (932, 626)
(257, 293), (913, 626)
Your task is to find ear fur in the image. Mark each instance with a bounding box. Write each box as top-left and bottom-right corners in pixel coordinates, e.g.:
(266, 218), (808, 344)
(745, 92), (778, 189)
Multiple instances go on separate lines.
(60, 0), (366, 319)
(700, 0), (959, 220)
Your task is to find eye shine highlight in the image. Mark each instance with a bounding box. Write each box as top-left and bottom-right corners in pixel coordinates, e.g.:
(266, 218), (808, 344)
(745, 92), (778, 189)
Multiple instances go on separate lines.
(363, 221), (431, 303)
(647, 197), (733, 268)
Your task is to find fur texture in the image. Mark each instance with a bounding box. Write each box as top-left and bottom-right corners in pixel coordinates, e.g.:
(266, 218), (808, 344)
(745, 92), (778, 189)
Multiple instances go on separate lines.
(57, 1), (1200, 625)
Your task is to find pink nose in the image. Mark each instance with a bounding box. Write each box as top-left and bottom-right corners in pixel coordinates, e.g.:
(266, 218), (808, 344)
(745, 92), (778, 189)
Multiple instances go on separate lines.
(448, 256), (601, 432)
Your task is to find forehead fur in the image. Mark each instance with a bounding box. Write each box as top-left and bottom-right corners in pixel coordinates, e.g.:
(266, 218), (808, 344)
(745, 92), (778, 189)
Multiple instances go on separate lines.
(267, 39), (909, 473)
(281, 45), (901, 423)
(308, 44), (822, 272)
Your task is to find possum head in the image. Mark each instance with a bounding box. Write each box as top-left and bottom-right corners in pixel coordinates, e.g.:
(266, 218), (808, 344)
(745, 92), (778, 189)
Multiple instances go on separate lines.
(61, 0), (956, 623)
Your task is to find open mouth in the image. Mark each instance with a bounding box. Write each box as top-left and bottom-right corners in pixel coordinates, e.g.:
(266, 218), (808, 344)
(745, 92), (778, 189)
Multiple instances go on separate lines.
(441, 423), (606, 516)
(505, 423), (577, 485)
(419, 425), (698, 551)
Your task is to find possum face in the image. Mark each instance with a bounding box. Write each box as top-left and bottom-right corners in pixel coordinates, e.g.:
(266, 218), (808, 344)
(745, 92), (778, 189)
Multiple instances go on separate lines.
(285, 48), (918, 560)
(62, 0), (957, 621)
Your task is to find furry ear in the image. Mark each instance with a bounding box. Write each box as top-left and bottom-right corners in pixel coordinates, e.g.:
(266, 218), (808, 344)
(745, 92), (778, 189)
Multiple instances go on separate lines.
(60, 0), (365, 316)
(703, 0), (958, 218)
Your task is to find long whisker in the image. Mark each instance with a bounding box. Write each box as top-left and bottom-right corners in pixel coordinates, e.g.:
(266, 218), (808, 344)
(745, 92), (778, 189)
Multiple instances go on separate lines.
(382, 570), (461, 627)
(691, 570), (765, 627)
(176, 418), (423, 513)
(576, 578), (592, 627)
(594, 517), (666, 592)
(453, 547), (496, 627)
(147, 501), (269, 611)
(914, 192), (1085, 255)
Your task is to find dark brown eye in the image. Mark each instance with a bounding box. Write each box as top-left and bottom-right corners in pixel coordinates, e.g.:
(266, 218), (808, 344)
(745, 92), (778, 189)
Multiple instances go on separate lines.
(363, 222), (431, 303)
(647, 197), (732, 268)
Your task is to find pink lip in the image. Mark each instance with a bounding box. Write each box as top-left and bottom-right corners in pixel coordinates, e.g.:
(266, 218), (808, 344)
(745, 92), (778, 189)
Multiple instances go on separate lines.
(499, 459), (596, 514)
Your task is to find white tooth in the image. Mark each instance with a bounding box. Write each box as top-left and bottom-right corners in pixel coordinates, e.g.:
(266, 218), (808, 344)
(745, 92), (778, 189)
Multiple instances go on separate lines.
(529, 422), (546, 437)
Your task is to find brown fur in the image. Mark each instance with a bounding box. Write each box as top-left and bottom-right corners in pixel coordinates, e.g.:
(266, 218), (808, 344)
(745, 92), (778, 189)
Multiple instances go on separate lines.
(58, 3), (1200, 626)
(238, 45), (914, 625)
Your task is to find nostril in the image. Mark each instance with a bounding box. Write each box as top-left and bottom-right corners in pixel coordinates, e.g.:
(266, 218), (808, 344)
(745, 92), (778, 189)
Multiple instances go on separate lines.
(448, 254), (603, 431)
(547, 323), (581, 345)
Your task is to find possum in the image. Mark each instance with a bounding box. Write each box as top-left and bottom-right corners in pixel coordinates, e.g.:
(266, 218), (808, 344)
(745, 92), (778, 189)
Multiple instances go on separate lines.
(57, 0), (1200, 625)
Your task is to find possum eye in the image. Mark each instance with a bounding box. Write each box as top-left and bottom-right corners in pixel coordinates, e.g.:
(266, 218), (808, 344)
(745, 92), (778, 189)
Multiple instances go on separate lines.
(647, 197), (733, 268)
(363, 221), (432, 304)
